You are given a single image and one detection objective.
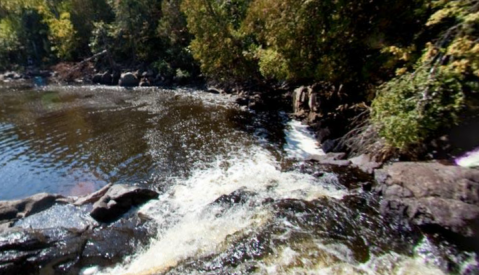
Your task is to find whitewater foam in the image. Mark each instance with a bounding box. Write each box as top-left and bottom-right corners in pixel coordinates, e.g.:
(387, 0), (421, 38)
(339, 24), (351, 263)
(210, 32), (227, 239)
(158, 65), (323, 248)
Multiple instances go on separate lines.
(283, 120), (325, 159)
(456, 148), (479, 167)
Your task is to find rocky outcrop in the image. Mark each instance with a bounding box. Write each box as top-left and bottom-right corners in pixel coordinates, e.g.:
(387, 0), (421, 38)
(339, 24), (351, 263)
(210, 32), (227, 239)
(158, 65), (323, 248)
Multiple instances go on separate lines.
(307, 153), (351, 167)
(0, 214), (154, 275)
(119, 72), (139, 87)
(0, 184), (159, 274)
(0, 193), (64, 223)
(292, 83), (358, 153)
(375, 162), (479, 237)
(90, 185), (159, 222)
(349, 154), (382, 174)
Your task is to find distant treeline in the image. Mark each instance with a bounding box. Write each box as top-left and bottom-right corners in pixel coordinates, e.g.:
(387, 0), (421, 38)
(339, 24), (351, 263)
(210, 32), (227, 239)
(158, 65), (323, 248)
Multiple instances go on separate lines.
(1, 0), (478, 153)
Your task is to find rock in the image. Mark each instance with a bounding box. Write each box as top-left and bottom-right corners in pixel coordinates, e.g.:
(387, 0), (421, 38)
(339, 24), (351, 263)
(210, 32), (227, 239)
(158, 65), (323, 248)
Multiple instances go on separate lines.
(322, 139), (338, 153)
(207, 87), (222, 94)
(0, 227), (85, 274)
(112, 70), (121, 85)
(307, 153), (351, 167)
(92, 74), (102, 84)
(74, 183), (113, 206)
(14, 204), (97, 232)
(100, 72), (112, 85)
(375, 162), (479, 237)
(90, 185), (159, 222)
(235, 96), (249, 106)
(349, 154), (382, 174)
(316, 127), (331, 143)
(213, 189), (257, 206)
(81, 214), (154, 265)
(248, 95), (266, 111)
(119, 72), (139, 87)
(139, 78), (151, 87)
(0, 193), (64, 223)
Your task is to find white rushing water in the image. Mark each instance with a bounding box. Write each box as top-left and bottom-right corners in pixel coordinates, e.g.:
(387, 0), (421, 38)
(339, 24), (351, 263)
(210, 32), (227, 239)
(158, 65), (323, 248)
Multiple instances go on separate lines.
(283, 120), (325, 159)
(456, 148), (479, 168)
(86, 99), (446, 275)
(93, 146), (347, 275)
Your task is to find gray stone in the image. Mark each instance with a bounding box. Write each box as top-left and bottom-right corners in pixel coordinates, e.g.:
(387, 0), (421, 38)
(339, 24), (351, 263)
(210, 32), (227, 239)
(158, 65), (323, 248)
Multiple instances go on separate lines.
(92, 73), (102, 84)
(0, 193), (63, 223)
(90, 185), (158, 222)
(307, 153), (351, 167)
(100, 72), (112, 85)
(375, 162), (479, 237)
(74, 183), (113, 206)
(349, 154), (382, 174)
(119, 72), (139, 87)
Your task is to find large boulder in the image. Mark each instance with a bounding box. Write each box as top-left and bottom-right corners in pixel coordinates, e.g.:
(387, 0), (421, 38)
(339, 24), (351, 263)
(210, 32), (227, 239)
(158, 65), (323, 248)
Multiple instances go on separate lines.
(375, 162), (479, 237)
(119, 72), (139, 87)
(90, 185), (158, 222)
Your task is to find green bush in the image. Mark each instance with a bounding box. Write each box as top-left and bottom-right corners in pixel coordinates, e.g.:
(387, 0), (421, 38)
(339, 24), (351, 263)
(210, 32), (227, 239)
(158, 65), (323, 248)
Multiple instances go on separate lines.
(372, 67), (464, 150)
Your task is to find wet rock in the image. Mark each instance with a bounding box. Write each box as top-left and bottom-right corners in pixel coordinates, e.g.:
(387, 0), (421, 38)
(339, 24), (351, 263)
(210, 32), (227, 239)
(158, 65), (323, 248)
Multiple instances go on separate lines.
(92, 73), (102, 84)
(15, 204), (97, 232)
(119, 72), (139, 87)
(207, 87), (222, 94)
(0, 193), (64, 223)
(213, 189), (257, 206)
(74, 183), (113, 206)
(307, 153), (351, 167)
(248, 95), (266, 111)
(81, 215), (154, 266)
(0, 227), (85, 275)
(90, 185), (159, 222)
(375, 162), (479, 237)
(349, 154), (382, 174)
(316, 127), (331, 143)
(0, 202), (156, 274)
(139, 78), (151, 87)
(236, 96), (249, 106)
(293, 86), (311, 115)
(100, 72), (112, 85)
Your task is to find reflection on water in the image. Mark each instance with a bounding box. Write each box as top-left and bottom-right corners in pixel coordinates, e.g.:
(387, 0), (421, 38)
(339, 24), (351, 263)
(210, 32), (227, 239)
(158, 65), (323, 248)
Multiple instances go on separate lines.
(0, 85), (263, 200)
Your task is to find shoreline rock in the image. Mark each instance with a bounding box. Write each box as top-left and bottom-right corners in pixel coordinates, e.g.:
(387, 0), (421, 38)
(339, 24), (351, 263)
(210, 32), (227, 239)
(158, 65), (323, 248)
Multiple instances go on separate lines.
(374, 162), (479, 238)
(0, 184), (159, 274)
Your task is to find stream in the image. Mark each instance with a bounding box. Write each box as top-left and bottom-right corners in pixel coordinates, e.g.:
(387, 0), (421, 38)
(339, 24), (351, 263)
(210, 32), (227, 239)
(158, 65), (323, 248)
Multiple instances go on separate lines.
(0, 83), (476, 274)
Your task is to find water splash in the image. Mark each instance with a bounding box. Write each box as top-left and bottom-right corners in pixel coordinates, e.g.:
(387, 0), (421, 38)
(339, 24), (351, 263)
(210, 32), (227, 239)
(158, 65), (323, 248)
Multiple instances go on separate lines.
(456, 148), (479, 168)
(283, 120), (325, 159)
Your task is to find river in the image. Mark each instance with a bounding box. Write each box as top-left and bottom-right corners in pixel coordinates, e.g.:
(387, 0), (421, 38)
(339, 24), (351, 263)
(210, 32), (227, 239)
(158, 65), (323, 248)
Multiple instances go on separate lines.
(0, 83), (475, 274)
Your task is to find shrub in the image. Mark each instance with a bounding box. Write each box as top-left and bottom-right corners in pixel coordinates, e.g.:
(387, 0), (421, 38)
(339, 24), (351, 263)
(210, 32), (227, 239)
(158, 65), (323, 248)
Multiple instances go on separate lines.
(372, 67), (464, 150)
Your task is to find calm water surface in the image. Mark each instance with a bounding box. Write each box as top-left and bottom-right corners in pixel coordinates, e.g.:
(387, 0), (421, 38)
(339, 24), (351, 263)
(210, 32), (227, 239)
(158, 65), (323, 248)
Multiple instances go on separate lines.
(0, 84), (271, 199)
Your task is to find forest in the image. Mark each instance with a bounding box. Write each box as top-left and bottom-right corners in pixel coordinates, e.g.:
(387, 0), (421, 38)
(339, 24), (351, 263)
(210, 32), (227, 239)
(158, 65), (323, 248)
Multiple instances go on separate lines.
(0, 0), (478, 156)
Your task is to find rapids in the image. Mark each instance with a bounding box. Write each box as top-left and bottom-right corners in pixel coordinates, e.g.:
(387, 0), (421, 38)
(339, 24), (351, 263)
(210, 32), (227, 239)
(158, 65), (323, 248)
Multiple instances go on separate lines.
(0, 84), (475, 274)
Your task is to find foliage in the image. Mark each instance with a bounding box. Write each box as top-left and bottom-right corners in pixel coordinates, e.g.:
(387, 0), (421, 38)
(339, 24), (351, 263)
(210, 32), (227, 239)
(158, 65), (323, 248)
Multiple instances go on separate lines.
(372, 0), (479, 151)
(243, 0), (429, 86)
(181, 0), (257, 82)
(372, 67), (464, 150)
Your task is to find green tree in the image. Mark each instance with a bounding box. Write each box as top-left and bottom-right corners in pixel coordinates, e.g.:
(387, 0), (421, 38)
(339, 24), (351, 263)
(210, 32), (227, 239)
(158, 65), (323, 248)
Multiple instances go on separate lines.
(181, 0), (257, 83)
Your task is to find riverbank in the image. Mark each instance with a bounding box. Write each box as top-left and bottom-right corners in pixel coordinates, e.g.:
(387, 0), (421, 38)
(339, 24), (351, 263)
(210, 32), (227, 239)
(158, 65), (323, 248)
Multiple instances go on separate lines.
(0, 77), (478, 274)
